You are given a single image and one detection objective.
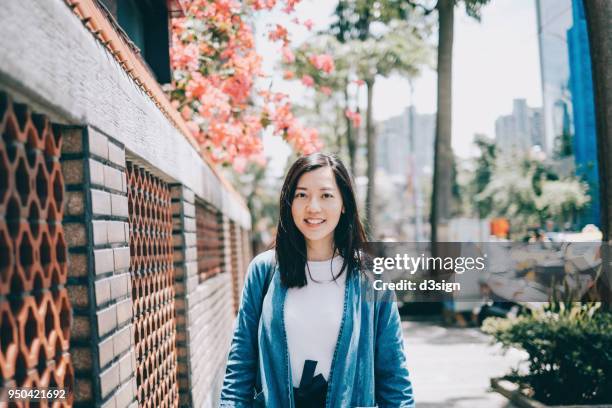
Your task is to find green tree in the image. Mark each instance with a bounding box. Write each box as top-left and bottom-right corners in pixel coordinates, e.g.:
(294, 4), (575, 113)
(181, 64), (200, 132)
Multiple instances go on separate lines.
(474, 152), (590, 235)
(349, 22), (431, 236)
(288, 14), (431, 237)
(404, 0), (491, 244)
(329, 2), (432, 236)
(471, 134), (497, 218)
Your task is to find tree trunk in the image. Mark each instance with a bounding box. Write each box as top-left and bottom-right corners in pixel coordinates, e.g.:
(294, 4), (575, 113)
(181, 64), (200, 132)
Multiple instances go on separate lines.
(583, 0), (612, 242)
(344, 83), (357, 176)
(365, 78), (376, 238)
(430, 0), (455, 246)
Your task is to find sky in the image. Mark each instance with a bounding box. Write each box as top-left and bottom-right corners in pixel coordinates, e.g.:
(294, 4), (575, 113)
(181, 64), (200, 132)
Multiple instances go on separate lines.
(254, 0), (544, 172)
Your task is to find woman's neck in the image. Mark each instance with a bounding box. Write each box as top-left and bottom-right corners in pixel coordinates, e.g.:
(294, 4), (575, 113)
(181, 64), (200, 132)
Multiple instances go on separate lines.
(305, 237), (335, 261)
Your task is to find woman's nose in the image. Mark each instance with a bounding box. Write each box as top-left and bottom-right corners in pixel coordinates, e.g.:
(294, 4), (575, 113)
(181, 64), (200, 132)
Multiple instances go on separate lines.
(306, 198), (321, 212)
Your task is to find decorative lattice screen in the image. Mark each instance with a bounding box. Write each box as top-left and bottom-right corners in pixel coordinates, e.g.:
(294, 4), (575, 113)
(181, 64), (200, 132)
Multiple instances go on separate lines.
(195, 204), (223, 282)
(127, 161), (179, 407)
(0, 94), (74, 405)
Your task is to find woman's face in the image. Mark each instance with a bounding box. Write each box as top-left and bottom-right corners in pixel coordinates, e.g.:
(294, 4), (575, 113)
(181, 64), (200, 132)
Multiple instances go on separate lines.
(291, 166), (344, 249)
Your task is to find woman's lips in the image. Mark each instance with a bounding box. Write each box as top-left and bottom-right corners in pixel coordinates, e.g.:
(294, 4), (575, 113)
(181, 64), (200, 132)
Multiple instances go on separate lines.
(304, 218), (325, 227)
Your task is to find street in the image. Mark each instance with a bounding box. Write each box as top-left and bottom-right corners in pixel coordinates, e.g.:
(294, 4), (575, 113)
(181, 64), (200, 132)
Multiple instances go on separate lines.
(403, 320), (527, 408)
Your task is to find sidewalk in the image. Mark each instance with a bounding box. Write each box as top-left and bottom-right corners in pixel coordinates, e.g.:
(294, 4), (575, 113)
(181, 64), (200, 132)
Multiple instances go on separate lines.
(403, 320), (527, 408)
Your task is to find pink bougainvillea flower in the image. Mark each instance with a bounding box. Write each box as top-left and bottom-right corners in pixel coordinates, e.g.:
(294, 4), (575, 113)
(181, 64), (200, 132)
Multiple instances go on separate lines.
(308, 54), (334, 74)
(345, 109), (362, 128)
(232, 156), (248, 173)
(303, 19), (314, 30)
(319, 86), (332, 96)
(249, 0), (277, 10)
(268, 24), (289, 44)
(353, 79), (365, 86)
(180, 105), (193, 121)
(283, 70), (295, 80)
(301, 74), (315, 87)
(168, 0), (322, 168)
(282, 0), (300, 13)
(170, 42), (199, 71)
(281, 46), (295, 63)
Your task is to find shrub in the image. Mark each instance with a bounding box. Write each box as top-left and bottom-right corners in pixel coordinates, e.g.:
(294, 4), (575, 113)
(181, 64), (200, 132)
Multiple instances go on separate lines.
(483, 303), (612, 405)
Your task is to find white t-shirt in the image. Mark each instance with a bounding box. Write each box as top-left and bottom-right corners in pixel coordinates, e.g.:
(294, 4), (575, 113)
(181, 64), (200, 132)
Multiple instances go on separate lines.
(284, 256), (346, 388)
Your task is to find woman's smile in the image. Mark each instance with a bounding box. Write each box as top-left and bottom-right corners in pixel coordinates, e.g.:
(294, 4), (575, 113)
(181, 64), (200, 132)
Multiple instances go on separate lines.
(304, 217), (326, 226)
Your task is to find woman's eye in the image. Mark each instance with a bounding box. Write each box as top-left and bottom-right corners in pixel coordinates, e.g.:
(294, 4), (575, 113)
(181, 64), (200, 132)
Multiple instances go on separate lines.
(322, 193), (333, 199)
(295, 192), (306, 198)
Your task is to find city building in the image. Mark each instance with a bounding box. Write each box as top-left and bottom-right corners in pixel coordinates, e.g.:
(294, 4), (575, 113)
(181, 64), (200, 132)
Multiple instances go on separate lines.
(535, 0), (574, 156)
(536, 0), (600, 228)
(567, 0), (600, 226)
(494, 99), (544, 152)
(377, 106), (435, 177)
(376, 106), (434, 240)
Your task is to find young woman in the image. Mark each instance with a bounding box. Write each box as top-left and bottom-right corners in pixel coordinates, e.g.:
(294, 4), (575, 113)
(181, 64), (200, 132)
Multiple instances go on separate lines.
(219, 153), (414, 407)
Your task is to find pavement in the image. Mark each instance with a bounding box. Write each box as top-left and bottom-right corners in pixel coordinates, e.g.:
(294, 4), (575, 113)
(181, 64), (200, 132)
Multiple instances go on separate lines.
(402, 320), (527, 408)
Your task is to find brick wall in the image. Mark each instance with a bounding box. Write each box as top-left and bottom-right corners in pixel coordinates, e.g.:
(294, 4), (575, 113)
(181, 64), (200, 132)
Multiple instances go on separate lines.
(61, 126), (136, 408)
(172, 194), (238, 407)
(1, 1), (253, 406)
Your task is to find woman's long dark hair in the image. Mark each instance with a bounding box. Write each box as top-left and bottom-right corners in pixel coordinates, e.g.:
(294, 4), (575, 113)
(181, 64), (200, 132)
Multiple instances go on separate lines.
(275, 153), (367, 288)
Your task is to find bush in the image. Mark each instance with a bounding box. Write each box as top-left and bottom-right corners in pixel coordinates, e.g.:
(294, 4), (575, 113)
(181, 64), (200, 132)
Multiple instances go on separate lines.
(483, 303), (612, 405)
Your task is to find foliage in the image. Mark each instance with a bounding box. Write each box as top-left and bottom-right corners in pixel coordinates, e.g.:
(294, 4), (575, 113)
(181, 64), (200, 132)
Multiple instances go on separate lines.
(483, 303), (612, 405)
(168, 0), (326, 170)
(473, 146), (589, 232)
(471, 135), (497, 218)
(283, 19), (432, 112)
(553, 129), (574, 159)
(461, 0), (492, 20)
(330, 0), (415, 42)
(348, 19), (432, 82)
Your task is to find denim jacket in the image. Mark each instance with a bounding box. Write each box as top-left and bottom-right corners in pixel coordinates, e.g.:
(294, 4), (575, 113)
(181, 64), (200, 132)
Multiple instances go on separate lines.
(219, 250), (414, 408)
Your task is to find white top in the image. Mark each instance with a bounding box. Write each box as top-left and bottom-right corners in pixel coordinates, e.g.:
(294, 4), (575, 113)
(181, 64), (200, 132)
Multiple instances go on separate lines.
(284, 256), (346, 387)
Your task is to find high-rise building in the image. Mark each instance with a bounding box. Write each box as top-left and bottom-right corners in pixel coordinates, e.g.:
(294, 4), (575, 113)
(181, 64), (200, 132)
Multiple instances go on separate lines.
(376, 107), (434, 241)
(494, 99), (544, 152)
(536, 0), (573, 156)
(567, 0), (600, 226)
(536, 0), (600, 228)
(377, 110), (410, 177)
(377, 106), (435, 177)
(535, 0), (574, 155)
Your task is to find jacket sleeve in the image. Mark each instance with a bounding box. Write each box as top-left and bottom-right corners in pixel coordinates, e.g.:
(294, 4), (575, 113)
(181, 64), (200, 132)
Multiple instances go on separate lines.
(374, 293), (415, 408)
(219, 257), (269, 407)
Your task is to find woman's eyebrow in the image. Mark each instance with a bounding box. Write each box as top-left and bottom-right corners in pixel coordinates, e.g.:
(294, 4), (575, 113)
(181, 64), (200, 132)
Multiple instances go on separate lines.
(295, 186), (335, 191)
